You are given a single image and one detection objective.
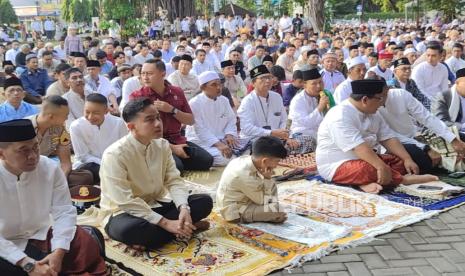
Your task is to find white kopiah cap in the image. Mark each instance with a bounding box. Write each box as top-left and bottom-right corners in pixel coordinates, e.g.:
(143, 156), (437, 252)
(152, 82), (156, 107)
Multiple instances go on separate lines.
(198, 71), (220, 86)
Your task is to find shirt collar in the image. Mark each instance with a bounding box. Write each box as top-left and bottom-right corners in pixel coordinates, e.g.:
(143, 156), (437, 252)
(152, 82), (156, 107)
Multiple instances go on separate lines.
(127, 132), (153, 152)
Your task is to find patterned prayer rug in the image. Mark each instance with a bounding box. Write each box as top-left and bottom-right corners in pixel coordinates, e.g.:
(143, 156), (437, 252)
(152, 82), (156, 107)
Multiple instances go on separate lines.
(242, 213), (351, 247)
(278, 152), (317, 170)
(102, 214), (344, 275)
(278, 180), (438, 237)
(381, 191), (465, 211)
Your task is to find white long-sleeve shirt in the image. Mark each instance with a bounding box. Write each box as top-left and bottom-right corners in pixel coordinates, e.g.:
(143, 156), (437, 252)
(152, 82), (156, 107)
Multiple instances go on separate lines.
(378, 88), (455, 147)
(320, 69), (345, 93)
(70, 114), (128, 168)
(366, 65), (393, 82)
(412, 61), (449, 99)
(186, 93), (237, 147)
(445, 56), (465, 74)
(238, 90), (287, 140)
(333, 77), (354, 104)
(85, 75), (115, 100)
(288, 91), (324, 137)
(120, 76), (142, 112)
(0, 156), (76, 265)
(192, 60), (216, 76)
(5, 48), (19, 65)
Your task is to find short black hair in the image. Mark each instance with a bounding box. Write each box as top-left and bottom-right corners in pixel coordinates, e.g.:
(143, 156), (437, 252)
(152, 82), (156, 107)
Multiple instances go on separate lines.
(42, 50), (53, 57)
(43, 95), (68, 107)
(86, 93), (108, 106)
(122, 97), (153, 123)
(270, 65), (286, 81)
(64, 67), (83, 80)
(292, 70), (303, 80)
(144, 59), (166, 72)
(113, 51), (125, 59)
(55, 63), (71, 73)
(195, 49), (206, 56)
(453, 43), (464, 51)
(251, 136), (287, 159)
(426, 42), (443, 53)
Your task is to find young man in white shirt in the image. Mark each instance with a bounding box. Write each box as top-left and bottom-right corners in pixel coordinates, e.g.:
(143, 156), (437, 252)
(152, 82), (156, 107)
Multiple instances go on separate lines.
(84, 60), (119, 114)
(288, 68), (328, 153)
(70, 94), (128, 184)
(316, 79), (438, 194)
(412, 43), (449, 99)
(366, 52), (394, 82)
(445, 43), (465, 74)
(0, 119), (106, 275)
(320, 52), (345, 93)
(186, 71), (238, 166)
(192, 49), (216, 76)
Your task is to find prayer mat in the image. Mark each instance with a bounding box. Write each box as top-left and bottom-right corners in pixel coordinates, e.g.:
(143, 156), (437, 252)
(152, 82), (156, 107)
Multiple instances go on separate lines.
(182, 167), (225, 188)
(278, 152), (317, 170)
(381, 191), (465, 211)
(101, 213), (338, 275)
(395, 181), (464, 200)
(434, 168), (465, 187)
(278, 180), (438, 237)
(242, 213), (351, 247)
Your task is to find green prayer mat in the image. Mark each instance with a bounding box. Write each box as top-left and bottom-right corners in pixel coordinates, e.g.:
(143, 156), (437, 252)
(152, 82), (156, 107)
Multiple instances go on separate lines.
(431, 168), (465, 187)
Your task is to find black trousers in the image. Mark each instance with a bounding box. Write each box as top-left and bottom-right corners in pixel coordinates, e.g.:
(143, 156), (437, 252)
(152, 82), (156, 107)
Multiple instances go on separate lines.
(77, 162), (101, 185)
(403, 143), (433, 174)
(104, 194), (213, 249)
(172, 141), (213, 172)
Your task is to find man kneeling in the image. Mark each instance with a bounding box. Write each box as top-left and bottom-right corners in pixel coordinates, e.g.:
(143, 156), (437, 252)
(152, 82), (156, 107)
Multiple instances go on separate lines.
(0, 119), (106, 275)
(100, 98), (213, 249)
(217, 136), (287, 223)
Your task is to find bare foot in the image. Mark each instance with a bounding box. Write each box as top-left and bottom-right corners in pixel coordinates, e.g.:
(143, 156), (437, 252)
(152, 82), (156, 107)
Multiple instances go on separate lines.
(359, 183), (383, 194)
(194, 220), (210, 233)
(402, 174), (439, 185)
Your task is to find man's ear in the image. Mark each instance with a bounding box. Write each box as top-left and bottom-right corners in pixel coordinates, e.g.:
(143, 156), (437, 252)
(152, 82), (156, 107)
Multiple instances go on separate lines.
(126, 122), (135, 131)
(0, 148), (6, 161)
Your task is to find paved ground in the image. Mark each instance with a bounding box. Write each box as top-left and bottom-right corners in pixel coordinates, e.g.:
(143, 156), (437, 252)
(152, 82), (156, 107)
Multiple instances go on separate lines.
(270, 205), (465, 276)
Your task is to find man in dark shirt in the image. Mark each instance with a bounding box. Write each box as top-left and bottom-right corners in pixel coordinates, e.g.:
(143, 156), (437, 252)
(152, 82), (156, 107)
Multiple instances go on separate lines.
(130, 59), (213, 172)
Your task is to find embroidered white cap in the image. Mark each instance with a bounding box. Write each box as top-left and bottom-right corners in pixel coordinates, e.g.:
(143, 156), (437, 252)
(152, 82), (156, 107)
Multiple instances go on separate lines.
(404, 48), (417, 56)
(198, 71), (220, 86)
(347, 56), (366, 70)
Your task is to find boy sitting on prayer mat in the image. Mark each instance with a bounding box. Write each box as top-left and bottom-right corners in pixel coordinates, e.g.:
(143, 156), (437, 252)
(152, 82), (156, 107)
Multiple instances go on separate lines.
(0, 119), (106, 275)
(217, 136), (288, 223)
(316, 79), (439, 194)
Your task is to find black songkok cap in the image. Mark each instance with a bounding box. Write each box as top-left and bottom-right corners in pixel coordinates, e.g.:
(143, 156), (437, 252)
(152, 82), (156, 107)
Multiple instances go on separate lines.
(351, 79), (385, 95)
(456, 68), (465, 80)
(262, 55), (273, 63)
(221, 60), (234, 68)
(250, 64), (270, 79)
(71, 52), (86, 58)
(2, 60), (13, 67)
(3, 77), (23, 89)
(0, 119), (36, 142)
(349, 44), (359, 51)
(180, 54), (193, 63)
(393, 57), (410, 68)
(86, 60), (100, 68)
(366, 43), (374, 48)
(302, 68), (321, 81)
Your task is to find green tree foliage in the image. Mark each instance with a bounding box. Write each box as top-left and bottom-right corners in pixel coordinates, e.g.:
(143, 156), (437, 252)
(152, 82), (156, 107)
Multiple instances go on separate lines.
(61, 0), (92, 22)
(423, 0), (463, 21)
(0, 0), (18, 24)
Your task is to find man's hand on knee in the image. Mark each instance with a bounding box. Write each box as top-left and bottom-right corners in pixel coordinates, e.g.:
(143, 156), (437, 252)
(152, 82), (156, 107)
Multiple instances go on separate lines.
(157, 217), (194, 238)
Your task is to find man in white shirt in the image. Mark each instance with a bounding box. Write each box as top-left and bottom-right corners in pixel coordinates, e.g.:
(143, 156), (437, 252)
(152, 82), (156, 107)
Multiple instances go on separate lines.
(334, 56), (367, 103)
(186, 71), (238, 166)
(192, 49), (216, 76)
(276, 44), (297, 81)
(412, 43), (449, 99)
(5, 40), (19, 65)
(446, 43), (465, 74)
(167, 54), (200, 100)
(379, 83), (465, 173)
(366, 52), (394, 82)
(70, 93), (127, 184)
(316, 79), (438, 194)
(0, 119), (106, 275)
(224, 15), (237, 36)
(278, 13), (293, 39)
(320, 53), (345, 93)
(84, 60), (119, 114)
(120, 74), (142, 112)
(288, 69), (329, 153)
(133, 45), (154, 65)
(43, 18), (55, 40)
(238, 65), (300, 151)
(63, 68), (93, 128)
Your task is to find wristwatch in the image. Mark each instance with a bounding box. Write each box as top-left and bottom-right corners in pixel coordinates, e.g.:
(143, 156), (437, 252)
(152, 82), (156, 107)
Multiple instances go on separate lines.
(170, 107), (178, 115)
(179, 204), (191, 213)
(21, 259), (36, 273)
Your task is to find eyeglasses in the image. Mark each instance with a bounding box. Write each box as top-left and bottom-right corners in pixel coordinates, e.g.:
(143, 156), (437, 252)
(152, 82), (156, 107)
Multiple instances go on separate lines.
(257, 75), (273, 81)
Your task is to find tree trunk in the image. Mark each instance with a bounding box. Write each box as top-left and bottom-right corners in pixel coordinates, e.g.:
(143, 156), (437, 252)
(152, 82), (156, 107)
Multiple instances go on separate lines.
(307, 0), (325, 33)
(146, 0), (196, 21)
